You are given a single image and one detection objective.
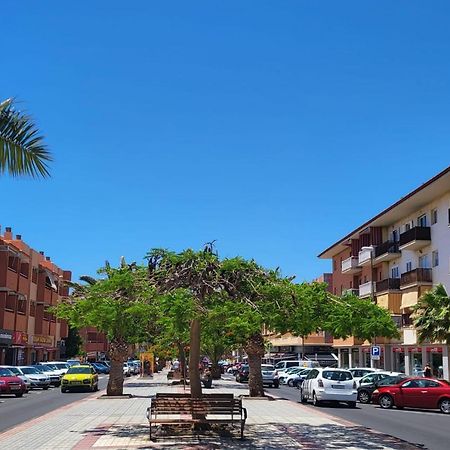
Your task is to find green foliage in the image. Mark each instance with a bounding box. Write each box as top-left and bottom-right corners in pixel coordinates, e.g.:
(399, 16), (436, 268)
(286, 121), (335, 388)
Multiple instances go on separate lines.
(0, 98), (52, 178)
(53, 262), (157, 345)
(413, 284), (450, 345)
(64, 327), (82, 358)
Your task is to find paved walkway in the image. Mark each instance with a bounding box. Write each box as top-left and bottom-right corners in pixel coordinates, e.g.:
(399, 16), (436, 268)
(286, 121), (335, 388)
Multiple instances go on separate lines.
(0, 370), (423, 449)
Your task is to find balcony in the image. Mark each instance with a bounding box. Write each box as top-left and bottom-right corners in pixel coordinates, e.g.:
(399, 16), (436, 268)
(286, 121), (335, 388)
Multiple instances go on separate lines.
(343, 288), (359, 296)
(358, 247), (373, 267)
(400, 268), (432, 288)
(399, 226), (431, 251)
(359, 281), (375, 298)
(341, 256), (361, 274)
(374, 241), (401, 263)
(376, 278), (401, 293)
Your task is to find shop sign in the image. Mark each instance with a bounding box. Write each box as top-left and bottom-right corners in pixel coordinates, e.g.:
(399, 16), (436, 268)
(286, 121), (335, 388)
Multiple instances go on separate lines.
(0, 329), (13, 345)
(408, 347), (422, 353)
(393, 347), (404, 353)
(32, 335), (53, 347)
(426, 346), (443, 353)
(13, 331), (29, 345)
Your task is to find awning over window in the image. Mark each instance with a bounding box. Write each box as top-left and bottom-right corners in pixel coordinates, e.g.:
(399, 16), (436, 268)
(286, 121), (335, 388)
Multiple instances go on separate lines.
(401, 291), (419, 310)
(44, 270), (58, 291)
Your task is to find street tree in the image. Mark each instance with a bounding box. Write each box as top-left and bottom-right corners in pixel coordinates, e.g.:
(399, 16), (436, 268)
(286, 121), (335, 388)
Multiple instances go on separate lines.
(412, 284), (450, 345)
(0, 98), (52, 177)
(53, 260), (156, 396)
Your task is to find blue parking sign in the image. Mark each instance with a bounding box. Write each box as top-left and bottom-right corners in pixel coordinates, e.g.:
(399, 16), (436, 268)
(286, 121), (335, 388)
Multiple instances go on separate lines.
(371, 346), (381, 360)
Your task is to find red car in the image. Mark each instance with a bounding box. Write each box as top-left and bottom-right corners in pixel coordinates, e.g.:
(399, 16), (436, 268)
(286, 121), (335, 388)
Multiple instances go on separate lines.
(0, 367), (27, 397)
(372, 377), (450, 414)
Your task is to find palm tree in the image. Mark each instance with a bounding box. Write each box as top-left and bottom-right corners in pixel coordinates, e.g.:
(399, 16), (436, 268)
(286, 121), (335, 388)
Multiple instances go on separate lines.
(412, 284), (450, 345)
(0, 98), (52, 177)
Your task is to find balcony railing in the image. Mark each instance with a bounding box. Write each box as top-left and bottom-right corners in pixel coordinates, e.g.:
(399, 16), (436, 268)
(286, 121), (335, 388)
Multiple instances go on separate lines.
(400, 268), (432, 287)
(374, 241), (400, 259)
(399, 226), (431, 250)
(358, 247), (373, 266)
(359, 281), (375, 297)
(341, 256), (361, 273)
(343, 288), (359, 296)
(376, 278), (401, 293)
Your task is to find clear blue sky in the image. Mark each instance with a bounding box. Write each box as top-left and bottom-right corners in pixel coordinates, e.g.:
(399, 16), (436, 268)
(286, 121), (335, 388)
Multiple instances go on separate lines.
(1, 1), (449, 282)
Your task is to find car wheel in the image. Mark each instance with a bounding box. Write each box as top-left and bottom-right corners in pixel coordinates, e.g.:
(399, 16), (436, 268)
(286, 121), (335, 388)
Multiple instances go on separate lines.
(43, 386), (49, 390)
(312, 392), (321, 407)
(61, 388), (67, 393)
(288, 380), (294, 387)
(439, 398), (450, 414)
(236, 375), (240, 382)
(379, 394), (394, 409)
(347, 401), (357, 408)
(15, 392), (24, 397)
(300, 388), (307, 403)
(358, 390), (370, 404)
(273, 381), (279, 388)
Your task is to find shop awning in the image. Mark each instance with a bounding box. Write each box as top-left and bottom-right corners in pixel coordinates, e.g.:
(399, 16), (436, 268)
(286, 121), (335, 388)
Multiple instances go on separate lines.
(401, 291), (418, 310)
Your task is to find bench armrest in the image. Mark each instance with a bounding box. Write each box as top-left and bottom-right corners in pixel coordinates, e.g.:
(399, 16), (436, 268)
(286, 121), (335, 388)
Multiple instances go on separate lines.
(242, 406), (248, 421)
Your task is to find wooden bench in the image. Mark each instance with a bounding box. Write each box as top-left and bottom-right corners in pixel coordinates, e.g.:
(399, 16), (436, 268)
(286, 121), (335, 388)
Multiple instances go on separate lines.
(155, 392), (233, 400)
(146, 395), (247, 440)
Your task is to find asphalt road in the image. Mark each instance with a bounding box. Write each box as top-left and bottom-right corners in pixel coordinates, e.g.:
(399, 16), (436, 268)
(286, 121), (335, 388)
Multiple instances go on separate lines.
(0, 375), (109, 433)
(266, 383), (450, 450)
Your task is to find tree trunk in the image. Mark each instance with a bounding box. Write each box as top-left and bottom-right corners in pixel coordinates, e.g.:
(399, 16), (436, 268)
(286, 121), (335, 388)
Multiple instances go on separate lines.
(189, 318), (202, 399)
(211, 360), (221, 379)
(177, 342), (187, 381)
(107, 339), (128, 396)
(244, 332), (265, 397)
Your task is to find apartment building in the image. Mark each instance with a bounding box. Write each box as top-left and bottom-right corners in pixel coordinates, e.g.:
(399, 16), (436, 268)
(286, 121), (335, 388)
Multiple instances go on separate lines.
(81, 326), (109, 361)
(0, 227), (71, 365)
(319, 166), (450, 378)
(265, 273), (334, 363)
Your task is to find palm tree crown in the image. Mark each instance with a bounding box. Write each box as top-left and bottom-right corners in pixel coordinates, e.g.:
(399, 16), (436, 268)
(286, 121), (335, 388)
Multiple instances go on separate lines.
(412, 284), (450, 345)
(0, 98), (52, 178)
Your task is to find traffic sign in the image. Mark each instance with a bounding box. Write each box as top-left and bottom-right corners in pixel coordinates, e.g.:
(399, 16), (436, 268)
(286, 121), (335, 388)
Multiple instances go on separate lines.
(371, 345), (381, 360)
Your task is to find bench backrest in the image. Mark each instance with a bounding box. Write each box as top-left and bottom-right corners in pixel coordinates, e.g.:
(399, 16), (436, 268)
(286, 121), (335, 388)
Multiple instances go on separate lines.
(151, 397), (242, 416)
(155, 393), (234, 400)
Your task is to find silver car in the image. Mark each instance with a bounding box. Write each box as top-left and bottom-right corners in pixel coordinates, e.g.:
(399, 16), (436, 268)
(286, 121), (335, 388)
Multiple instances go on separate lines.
(261, 364), (279, 388)
(15, 366), (50, 389)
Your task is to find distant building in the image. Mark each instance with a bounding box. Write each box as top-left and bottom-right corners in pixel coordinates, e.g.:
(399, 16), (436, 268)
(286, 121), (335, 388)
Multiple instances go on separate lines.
(0, 226), (71, 364)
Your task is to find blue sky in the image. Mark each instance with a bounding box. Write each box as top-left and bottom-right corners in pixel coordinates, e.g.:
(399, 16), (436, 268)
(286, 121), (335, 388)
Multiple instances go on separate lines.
(1, 1), (449, 282)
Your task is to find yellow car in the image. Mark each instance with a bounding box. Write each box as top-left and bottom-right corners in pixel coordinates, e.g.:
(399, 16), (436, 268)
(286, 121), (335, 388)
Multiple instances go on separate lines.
(61, 365), (99, 393)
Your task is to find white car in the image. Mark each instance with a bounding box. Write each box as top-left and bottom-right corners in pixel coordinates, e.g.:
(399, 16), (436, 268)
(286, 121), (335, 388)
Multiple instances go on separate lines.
(348, 367), (377, 383)
(300, 368), (357, 407)
(278, 367), (303, 383)
(123, 363), (131, 377)
(285, 368), (312, 387)
(14, 366), (50, 390)
(47, 361), (70, 374)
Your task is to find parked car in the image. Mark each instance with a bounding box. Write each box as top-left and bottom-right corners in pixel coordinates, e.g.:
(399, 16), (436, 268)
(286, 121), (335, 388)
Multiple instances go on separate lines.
(278, 367), (303, 384)
(287, 368), (312, 387)
(235, 365), (249, 383)
(123, 362), (132, 377)
(0, 367), (27, 397)
(372, 377), (450, 414)
(14, 366), (50, 390)
(91, 362), (110, 374)
(300, 368), (357, 407)
(274, 360), (320, 371)
(66, 359), (81, 367)
(32, 365), (61, 386)
(0, 365), (31, 392)
(61, 365), (99, 393)
(261, 364), (279, 388)
(357, 372), (406, 404)
(47, 361), (70, 374)
(348, 368), (378, 383)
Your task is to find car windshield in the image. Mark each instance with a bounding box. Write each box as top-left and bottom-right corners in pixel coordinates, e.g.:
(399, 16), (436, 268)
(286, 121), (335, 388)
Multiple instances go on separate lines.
(0, 368), (14, 376)
(40, 365), (54, 371)
(261, 365), (275, 371)
(20, 367), (40, 375)
(67, 367), (92, 374)
(43, 364), (58, 370)
(8, 367), (20, 375)
(32, 366), (46, 373)
(322, 370), (352, 381)
(53, 363), (68, 369)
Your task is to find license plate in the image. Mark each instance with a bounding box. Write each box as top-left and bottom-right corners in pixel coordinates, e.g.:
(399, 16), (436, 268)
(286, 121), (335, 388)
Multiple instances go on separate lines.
(9, 386), (20, 391)
(332, 384), (345, 389)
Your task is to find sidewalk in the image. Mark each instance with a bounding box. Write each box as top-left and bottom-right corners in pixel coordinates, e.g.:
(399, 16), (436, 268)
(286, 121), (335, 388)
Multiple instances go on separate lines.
(0, 370), (423, 449)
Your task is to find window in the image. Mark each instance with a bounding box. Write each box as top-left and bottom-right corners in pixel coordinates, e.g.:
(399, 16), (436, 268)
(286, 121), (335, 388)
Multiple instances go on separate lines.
(5, 294), (16, 311)
(406, 261), (412, 272)
(391, 266), (399, 278)
(17, 297), (26, 314)
(431, 209), (438, 225)
(32, 267), (38, 284)
(7, 255), (18, 271)
(19, 262), (29, 278)
(419, 254), (430, 269)
(418, 214), (427, 227)
(432, 250), (439, 267)
(424, 380), (440, 388)
(322, 370), (352, 381)
(402, 313), (413, 327)
(405, 223), (411, 232)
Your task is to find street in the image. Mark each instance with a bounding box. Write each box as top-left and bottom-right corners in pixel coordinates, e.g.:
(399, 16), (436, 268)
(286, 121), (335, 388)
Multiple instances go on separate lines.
(0, 375), (109, 433)
(266, 383), (450, 450)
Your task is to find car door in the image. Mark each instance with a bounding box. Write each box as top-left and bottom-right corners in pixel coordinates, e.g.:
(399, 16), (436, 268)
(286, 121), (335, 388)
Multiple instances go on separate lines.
(398, 379), (424, 407)
(420, 379), (442, 409)
(303, 369), (318, 398)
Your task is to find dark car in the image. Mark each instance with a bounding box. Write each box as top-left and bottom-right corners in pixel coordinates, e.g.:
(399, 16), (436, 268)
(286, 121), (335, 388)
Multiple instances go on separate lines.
(91, 362), (110, 374)
(0, 367), (27, 397)
(236, 365), (249, 383)
(357, 373), (407, 404)
(372, 377), (450, 414)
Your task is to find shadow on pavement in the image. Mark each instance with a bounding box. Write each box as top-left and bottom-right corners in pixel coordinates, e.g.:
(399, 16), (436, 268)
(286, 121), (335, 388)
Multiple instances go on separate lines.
(83, 422), (425, 449)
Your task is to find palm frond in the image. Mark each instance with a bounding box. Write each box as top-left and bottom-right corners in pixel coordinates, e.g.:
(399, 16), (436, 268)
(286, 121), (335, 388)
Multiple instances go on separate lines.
(0, 98), (52, 178)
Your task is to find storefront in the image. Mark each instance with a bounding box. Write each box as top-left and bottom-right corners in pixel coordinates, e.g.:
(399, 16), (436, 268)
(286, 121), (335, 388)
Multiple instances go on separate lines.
(0, 329), (13, 365)
(31, 335), (55, 362)
(12, 331), (29, 365)
(427, 346), (443, 377)
(392, 346), (405, 373)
